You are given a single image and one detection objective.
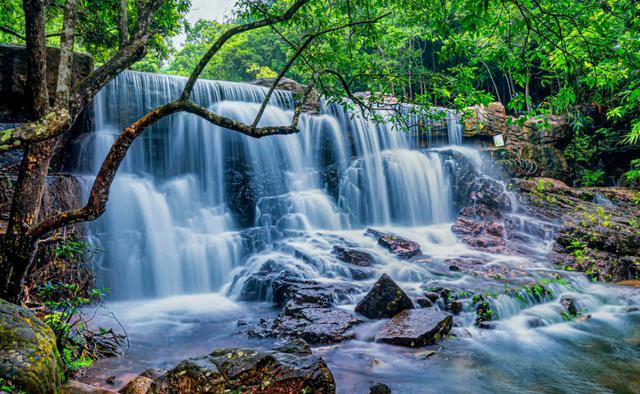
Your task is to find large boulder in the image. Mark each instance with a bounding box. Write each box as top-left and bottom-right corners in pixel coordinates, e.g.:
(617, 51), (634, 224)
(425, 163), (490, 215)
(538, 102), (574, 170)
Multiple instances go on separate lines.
(516, 178), (640, 282)
(365, 229), (422, 259)
(0, 299), (64, 394)
(355, 274), (414, 319)
(375, 308), (453, 347)
(248, 307), (362, 344)
(149, 343), (335, 393)
(247, 274), (363, 344)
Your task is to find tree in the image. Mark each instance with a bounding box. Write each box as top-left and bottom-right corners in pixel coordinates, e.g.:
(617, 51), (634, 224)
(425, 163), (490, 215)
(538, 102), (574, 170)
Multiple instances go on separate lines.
(0, 0), (388, 303)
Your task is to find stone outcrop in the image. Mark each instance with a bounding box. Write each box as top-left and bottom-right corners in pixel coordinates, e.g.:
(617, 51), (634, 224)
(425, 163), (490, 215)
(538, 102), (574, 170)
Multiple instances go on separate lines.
(375, 308), (453, 347)
(245, 267), (363, 344)
(0, 299), (64, 394)
(365, 229), (422, 259)
(149, 342), (335, 393)
(516, 178), (640, 282)
(250, 77), (320, 114)
(462, 101), (571, 181)
(355, 274), (414, 319)
(0, 45), (93, 121)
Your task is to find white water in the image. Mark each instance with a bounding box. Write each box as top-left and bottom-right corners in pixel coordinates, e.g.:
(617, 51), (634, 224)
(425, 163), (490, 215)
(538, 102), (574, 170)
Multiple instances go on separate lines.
(72, 71), (640, 393)
(71, 71), (462, 299)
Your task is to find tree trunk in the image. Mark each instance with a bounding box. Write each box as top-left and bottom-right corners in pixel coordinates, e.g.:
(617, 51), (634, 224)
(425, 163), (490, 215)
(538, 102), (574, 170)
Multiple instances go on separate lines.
(0, 0), (52, 303)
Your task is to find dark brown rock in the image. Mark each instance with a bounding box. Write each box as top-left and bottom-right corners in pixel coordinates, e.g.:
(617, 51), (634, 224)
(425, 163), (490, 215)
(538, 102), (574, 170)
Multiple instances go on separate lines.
(333, 245), (376, 267)
(149, 346), (335, 394)
(369, 382), (392, 394)
(375, 308), (452, 347)
(365, 229), (422, 259)
(355, 274), (414, 319)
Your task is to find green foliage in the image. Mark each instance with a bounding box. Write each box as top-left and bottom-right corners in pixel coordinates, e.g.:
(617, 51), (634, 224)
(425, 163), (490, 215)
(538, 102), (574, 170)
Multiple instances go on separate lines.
(0, 378), (26, 394)
(37, 281), (109, 375)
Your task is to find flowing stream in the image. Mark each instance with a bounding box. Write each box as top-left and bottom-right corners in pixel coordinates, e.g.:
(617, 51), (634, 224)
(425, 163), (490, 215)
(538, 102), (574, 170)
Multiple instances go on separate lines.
(71, 71), (640, 393)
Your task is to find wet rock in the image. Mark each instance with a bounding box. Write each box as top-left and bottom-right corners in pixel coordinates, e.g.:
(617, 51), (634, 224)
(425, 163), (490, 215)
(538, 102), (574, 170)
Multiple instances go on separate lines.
(149, 346), (335, 393)
(415, 350), (437, 359)
(120, 375), (153, 394)
(515, 178), (640, 282)
(448, 300), (463, 314)
(375, 308), (452, 347)
(273, 338), (312, 355)
(63, 381), (118, 393)
(576, 314), (592, 323)
(333, 245), (376, 267)
(560, 295), (579, 317)
(424, 292), (440, 302)
(365, 229), (422, 259)
(526, 317), (545, 328)
(355, 274), (414, 319)
(369, 381), (392, 394)
(248, 307), (362, 344)
(0, 299), (64, 394)
(477, 321), (497, 330)
(415, 297), (433, 308)
(272, 277), (361, 308)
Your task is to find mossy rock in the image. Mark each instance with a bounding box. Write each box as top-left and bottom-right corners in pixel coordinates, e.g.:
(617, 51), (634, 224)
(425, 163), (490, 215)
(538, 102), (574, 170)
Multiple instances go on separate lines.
(0, 298), (64, 393)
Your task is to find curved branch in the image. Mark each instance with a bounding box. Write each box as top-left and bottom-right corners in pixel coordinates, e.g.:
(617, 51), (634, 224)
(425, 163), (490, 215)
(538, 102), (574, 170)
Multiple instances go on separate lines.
(28, 82), (317, 239)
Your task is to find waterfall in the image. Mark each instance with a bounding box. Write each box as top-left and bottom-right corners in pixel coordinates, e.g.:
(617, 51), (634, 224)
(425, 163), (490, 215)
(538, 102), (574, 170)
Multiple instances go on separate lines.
(70, 71), (464, 299)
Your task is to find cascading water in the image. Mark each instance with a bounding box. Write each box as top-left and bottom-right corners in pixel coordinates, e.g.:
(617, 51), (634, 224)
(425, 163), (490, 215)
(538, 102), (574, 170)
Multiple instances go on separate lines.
(72, 71), (640, 394)
(70, 70), (461, 299)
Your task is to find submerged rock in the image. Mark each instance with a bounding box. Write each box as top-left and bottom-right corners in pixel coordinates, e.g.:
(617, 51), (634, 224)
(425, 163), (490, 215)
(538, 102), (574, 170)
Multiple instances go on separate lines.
(375, 308), (452, 347)
(560, 295), (579, 317)
(149, 344), (335, 393)
(369, 381), (392, 394)
(355, 274), (414, 319)
(365, 229), (422, 259)
(333, 245), (376, 267)
(0, 299), (64, 394)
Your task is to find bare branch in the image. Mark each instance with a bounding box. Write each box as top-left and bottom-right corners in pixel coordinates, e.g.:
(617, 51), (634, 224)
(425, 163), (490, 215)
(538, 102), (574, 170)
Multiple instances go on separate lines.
(0, 25), (25, 41)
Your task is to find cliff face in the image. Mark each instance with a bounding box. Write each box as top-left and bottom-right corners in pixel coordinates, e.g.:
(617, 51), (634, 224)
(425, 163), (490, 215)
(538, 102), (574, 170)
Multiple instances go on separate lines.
(463, 102), (571, 181)
(0, 44), (93, 122)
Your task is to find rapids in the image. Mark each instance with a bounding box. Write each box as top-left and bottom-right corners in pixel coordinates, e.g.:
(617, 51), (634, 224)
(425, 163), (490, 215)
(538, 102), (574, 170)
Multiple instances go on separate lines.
(70, 71), (640, 393)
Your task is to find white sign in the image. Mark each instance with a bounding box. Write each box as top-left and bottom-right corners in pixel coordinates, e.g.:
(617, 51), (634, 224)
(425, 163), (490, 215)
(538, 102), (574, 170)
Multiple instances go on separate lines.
(493, 134), (505, 147)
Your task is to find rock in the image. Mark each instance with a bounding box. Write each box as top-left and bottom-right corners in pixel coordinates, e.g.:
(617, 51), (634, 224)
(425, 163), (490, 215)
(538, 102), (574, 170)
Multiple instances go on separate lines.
(62, 381), (119, 393)
(120, 375), (153, 394)
(247, 273), (363, 344)
(365, 229), (422, 259)
(375, 308), (452, 347)
(149, 346), (335, 394)
(250, 78), (320, 114)
(560, 295), (578, 317)
(355, 274), (414, 319)
(106, 376), (116, 385)
(448, 300), (463, 314)
(576, 314), (592, 323)
(477, 321), (497, 330)
(369, 381), (392, 394)
(0, 299), (64, 394)
(463, 102), (507, 138)
(526, 317), (545, 328)
(273, 338), (312, 355)
(415, 297), (433, 308)
(424, 292), (440, 302)
(415, 350), (436, 359)
(515, 178), (640, 282)
(248, 307), (362, 344)
(332, 245), (376, 267)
